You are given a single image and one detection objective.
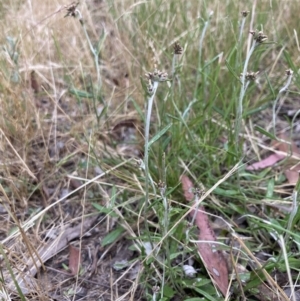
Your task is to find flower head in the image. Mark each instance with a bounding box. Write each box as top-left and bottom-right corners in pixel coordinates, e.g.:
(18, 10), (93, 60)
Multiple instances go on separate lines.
(64, 1), (80, 18)
(173, 42), (183, 55)
(145, 68), (169, 83)
(193, 187), (204, 199)
(241, 11), (250, 17)
(240, 71), (260, 81)
(249, 30), (268, 44)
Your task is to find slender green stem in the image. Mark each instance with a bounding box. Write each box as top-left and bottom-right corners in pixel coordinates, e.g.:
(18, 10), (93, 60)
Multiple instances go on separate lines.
(236, 16), (246, 70)
(235, 41), (257, 150)
(171, 53), (178, 142)
(170, 52), (193, 138)
(143, 81), (159, 243)
(76, 9), (103, 120)
(238, 17), (246, 43)
(78, 17), (102, 94)
(194, 19), (210, 100)
(144, 81), (159, 198)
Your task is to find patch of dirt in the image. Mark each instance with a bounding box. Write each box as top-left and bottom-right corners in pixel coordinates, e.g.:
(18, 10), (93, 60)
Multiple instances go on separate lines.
(36, 232), (141, 301)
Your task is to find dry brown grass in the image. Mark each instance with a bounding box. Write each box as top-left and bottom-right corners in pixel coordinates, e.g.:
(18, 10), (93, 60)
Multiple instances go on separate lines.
(0, 1), (144, 300)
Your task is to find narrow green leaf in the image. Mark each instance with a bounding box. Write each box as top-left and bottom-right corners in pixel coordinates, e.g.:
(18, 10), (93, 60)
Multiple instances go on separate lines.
(244, 269), (265, 290)
(264, 72), (275, 98)
(244, 103), (269, 118)
(192, 287), (222, 301)
(0, 245), (27, 301)
(213, 106), (225, 117)
(203, 52), (223, 69)
(69, 87), (93, 99)
(131, 97), (144, 120)
(214, 187), (239, 196)
(254, 125), (278, 140)
(249, 215), (300, 240)
(225, 59), (241, 82)
(184, 298), (207, 301)
(266, 178), (274, 198)
(111, 186), (117, 205)
(95, 30), (107, 56)
(284, 50), (297, 74)
(148, 124), (172, 147)
(101, 227), (124, 247)
(165, 113), (181, 121)
(97, 104), (108, 120)
(92, 203), (118, 217)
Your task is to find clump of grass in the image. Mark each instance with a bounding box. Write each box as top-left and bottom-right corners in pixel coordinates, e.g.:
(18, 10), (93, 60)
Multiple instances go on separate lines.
(235, 29), (268, 153)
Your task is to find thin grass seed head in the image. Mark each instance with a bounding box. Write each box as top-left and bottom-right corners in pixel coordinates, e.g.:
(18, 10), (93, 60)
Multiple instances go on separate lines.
(249, 30), (268, 44)
(145, 68), (169, 83)
(64, 1), (80, 18)
(145, 67), (169, 94)
(173, 42), (183, 55)
(240, 71), (260, 85)
(243, 71), (260, 81)
(193, 187), (204, 199)
(241, 11), (250, 18)
(285, 69), (293, 77)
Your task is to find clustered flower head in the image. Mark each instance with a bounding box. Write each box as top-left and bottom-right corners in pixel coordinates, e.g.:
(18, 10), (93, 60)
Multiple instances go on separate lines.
(145, 68), (169, 83)
(64, 1), (80, 18)
(249, 30), (268, 44)
(241, 71), (260, 81)
(241, 11), (250, 17)
(193, 187), (204, 198)
(145, 67), (169, 93)
(173, 42), (183, 55)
